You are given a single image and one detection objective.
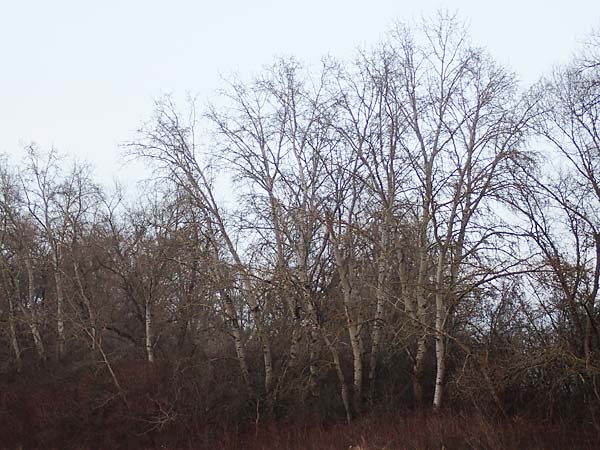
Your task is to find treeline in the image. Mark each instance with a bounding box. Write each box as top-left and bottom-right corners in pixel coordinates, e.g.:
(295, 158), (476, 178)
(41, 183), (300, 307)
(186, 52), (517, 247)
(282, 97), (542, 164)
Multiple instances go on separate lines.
(1, 14), (600, 448)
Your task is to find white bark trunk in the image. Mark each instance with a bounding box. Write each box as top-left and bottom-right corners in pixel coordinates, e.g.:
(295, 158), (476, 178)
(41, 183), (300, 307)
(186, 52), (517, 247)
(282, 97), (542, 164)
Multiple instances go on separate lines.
(73, 260), (96, 351)
(323, 333), (352, 423)
(331, 241), (363, 413)
(213, 208), (273, 400)
(263, 337), (273, 395)
(0, 259), (23, 371)
(412, 226), (430, 405)
(308, 328), (320, 385)
(221, 290), (252, 390)
(369, 221), (389, 403)
(433, 288), (446, 411)
(54, 267), (65, 359)
(145, 299), (154, 363)
(7, 294), (22, 372)
(24, 258), (46, 361)
(288, 328), (302, 369)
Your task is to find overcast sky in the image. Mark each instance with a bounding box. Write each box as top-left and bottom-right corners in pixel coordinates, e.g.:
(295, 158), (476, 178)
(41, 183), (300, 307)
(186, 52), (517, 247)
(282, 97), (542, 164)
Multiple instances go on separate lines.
(1, 0), (599, 185)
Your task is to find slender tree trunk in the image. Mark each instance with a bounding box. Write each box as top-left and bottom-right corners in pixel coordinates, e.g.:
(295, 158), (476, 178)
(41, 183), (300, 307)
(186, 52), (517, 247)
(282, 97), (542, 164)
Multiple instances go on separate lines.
(288, 327), (302, 369)
(93, 330), (128, 408)
(308, 328), (320, 389)
(30, 318), (46, 361)
(145, 298), (154, 363)
(348, 323), (363, 412)
(233, 328), (252, 390)
(24, 258), (46, 361)
(267, 192), (301, 373)
(299, 264), (321, 395)
(585, 237), (600, 367)
(250, 296), (273, 404)
(214, 211), (273, 402)
(369, 221), (389, 404)
(54, 265), (66, 360)
(328, 230), (363, 412)
(368, 291), (384, 404)
(331, 242), (363, 413)
(413, 334), (427, 405)
(398, 246), (427, 406)
(431, 176), (466, 411)
(7, 290), (22, 372)
(262, 333), (273, 396)
(303, 287), (349, 419)
(221, 289), (252, 391)
(323, 332), (352, 423)
(412, 227), (430, 406)
(73, 260), (96, 351)
(0, 260), (23, 371)
(433, 299), (445, 411)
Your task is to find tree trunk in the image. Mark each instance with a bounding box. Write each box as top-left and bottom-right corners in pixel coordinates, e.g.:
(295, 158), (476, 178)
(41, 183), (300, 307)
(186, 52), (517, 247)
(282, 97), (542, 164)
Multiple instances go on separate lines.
(221, 289), (252, 391)
(24, 258), (46, 361)
(262, 334), (273, 397)
(323, 333), (352, 423)
(413, 334), (427, 406)
(287, 327), (302, 369)
(73, 260), (96, 351)
(331, 241), (363, 413)
(308, 328), (320, 391)
(145, 299), (154, 363)
(412, 225), (430, 406)
(7, 291), (22, 372)
(432, 240), (448, 412)
(0, 260), (23, 371)
(324, 216), (365, 413)
(433, 290), (446, 412)
(369, 222), (389, 404)
(54, 267), (66, 360)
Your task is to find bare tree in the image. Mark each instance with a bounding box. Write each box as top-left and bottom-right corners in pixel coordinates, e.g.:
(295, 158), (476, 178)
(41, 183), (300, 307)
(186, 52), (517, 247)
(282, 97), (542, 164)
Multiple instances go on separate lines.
(513, 38), (600, 408)
(361, 13), (532, 409)
(127, 98), (267, 393)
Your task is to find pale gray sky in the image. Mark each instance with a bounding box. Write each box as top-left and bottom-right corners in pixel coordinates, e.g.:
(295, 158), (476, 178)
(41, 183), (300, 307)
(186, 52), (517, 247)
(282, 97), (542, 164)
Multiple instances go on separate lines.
(1, 0), (599, 183)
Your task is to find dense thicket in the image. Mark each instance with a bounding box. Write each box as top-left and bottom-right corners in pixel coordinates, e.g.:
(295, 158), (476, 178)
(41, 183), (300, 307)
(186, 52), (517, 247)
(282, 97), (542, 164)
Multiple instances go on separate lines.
(1, 14), (600, 449)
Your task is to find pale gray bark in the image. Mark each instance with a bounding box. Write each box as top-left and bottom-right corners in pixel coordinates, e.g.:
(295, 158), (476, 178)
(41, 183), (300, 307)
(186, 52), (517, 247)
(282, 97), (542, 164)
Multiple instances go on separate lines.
(2, 277), (22, 371)
(145, 298), (154, 363)
(73, 259), (96, 350)
(0, 251), (23, 371)
(219, 288), (252, 390)
(412, 190), (433, 405)
(323, 331), (352, 424)
(330, 234), (363, 412)
(54, 265), (65, 360)
(368, 247), (386, 402)
(8, 294), (22, 371)
(24, 257), (46, 361)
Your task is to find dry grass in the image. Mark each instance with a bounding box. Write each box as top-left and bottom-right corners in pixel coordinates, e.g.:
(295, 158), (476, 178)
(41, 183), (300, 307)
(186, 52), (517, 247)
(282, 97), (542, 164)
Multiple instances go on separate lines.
(2, 412), (599, 450)
(1, 362), (598, 449)
(228, 413), (598, 450)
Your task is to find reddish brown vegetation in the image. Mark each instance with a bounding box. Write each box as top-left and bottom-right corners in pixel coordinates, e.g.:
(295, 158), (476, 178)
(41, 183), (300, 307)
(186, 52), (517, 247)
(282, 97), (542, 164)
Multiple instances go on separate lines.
(1, 361), (598, 450)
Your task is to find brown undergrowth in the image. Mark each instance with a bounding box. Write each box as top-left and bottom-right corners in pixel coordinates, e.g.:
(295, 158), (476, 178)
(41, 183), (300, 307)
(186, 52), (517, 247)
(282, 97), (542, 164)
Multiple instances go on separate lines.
(1, 361), (598, 450)
(1, 407), (597, 449)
